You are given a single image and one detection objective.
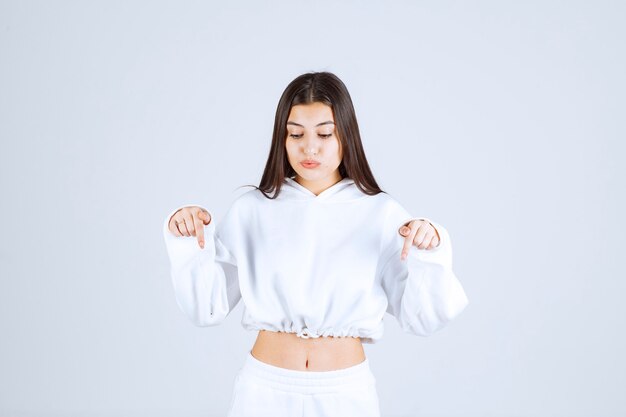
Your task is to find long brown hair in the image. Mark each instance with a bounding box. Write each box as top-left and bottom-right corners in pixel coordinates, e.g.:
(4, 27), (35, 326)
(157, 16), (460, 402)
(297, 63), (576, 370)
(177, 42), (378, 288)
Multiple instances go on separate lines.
(241, 71), (385, 199)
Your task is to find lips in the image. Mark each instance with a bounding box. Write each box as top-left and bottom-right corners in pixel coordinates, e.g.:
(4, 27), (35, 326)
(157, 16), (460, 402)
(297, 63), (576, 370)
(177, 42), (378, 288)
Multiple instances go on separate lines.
(301, 160), (320, 168)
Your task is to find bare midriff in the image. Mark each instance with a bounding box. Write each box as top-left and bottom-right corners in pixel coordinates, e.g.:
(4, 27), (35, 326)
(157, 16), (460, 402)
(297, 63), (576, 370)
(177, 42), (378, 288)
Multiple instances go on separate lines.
(250, 330), (366, 371)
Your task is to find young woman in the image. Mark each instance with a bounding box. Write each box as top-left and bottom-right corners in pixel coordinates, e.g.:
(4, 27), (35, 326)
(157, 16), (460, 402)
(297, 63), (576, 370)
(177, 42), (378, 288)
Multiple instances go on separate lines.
(162, 72), (469, 417)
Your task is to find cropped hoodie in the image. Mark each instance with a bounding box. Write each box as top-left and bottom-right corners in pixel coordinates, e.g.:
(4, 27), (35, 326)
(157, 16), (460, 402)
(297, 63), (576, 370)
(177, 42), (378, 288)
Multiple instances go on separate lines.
(162, 176), (469, 344)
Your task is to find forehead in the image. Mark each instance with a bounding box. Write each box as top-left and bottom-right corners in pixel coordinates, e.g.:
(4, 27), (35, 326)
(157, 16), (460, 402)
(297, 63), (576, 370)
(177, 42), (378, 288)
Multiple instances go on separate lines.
(287, 102), (334, 125)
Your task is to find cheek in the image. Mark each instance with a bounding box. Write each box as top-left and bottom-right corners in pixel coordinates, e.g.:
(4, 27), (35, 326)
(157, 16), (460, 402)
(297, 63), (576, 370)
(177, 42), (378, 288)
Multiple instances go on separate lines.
(285, 143), (296, 159)
(332, 139), (342, 160)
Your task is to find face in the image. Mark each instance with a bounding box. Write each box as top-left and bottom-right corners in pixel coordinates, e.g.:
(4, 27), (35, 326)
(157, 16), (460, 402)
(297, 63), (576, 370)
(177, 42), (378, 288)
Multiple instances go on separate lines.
(285, 102), (343, 195)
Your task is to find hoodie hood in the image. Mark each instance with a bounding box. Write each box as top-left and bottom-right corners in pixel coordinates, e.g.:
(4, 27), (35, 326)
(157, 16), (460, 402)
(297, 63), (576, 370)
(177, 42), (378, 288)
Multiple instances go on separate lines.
(281, 176), (362, 202)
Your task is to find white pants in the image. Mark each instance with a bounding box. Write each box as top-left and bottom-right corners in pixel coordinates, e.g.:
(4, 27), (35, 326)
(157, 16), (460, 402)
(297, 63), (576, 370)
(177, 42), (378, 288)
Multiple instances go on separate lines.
(226, 351), (381, 417)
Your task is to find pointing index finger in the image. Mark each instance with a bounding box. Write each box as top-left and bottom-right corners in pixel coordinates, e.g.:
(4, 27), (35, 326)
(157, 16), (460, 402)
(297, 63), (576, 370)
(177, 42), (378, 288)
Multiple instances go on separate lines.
(401, 221), (417, 261)
(195, 211), (207, 249)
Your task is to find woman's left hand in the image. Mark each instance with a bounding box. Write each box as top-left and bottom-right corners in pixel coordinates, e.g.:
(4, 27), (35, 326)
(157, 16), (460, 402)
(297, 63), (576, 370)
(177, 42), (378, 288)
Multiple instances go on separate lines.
(398, 219), (440, 260)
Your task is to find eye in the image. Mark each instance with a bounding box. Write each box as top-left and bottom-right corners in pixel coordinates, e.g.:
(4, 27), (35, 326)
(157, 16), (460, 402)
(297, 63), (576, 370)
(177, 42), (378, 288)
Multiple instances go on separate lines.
(289, 134), (303, 139)
(319, 134), (332, 139)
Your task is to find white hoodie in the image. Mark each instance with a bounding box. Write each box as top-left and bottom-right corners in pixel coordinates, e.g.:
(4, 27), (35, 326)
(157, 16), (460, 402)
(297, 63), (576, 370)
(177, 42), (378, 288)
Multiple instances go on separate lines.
(162, 176), (469, 344)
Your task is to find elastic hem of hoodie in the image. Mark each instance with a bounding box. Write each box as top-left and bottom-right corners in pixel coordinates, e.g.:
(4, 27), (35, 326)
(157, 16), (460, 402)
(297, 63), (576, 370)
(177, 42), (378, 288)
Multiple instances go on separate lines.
(241, 324), (383, 344)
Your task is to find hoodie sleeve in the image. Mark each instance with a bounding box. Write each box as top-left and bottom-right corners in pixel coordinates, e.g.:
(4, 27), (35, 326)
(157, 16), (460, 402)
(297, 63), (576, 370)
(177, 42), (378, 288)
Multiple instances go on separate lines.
(378, 198), (469, 336)
(162, 202), (242, 327)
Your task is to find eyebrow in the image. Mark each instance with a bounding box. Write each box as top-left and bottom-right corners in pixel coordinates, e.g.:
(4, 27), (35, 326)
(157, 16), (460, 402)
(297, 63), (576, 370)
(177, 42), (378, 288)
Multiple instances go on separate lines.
(286, 121), (335, 127)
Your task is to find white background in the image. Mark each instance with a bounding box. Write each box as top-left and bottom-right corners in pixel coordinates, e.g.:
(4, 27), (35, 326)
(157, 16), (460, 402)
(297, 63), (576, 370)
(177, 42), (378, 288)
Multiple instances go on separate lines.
(1, 1), (624, 416)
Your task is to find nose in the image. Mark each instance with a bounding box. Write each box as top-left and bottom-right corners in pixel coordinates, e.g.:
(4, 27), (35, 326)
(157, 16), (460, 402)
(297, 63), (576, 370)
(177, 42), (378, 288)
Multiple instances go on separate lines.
(302, 136), (320, 155)
(304, 147), (318, 156)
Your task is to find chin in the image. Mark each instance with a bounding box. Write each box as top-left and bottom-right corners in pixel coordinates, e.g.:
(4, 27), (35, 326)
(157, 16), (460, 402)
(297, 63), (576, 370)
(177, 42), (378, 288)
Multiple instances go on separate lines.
(297, 171), (327, 180)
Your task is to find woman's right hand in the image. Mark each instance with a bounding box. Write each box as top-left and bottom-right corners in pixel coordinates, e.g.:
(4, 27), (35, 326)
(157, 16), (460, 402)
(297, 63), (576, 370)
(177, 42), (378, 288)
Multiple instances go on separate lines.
(168, 206), (212, 249)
